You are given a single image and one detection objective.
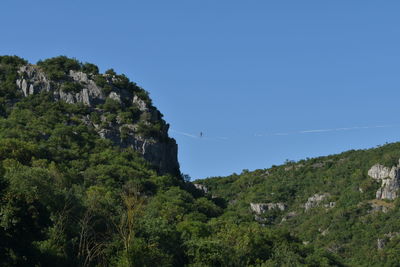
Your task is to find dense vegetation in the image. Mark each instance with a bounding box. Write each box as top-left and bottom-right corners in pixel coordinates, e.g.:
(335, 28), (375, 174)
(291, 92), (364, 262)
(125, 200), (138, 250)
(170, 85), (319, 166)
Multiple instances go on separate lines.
(0, 56), (338, 266)
(196, 143), (400, 266)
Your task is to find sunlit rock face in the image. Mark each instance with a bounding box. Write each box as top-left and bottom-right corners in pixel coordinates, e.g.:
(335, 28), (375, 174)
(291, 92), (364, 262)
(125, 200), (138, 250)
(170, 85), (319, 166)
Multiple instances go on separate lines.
(368, 161), (400, 200)
(193, 184), (208, 194)
(15, 64), (180, 175)
(250, 202), (286, 214)
(304, 193), (331, 211)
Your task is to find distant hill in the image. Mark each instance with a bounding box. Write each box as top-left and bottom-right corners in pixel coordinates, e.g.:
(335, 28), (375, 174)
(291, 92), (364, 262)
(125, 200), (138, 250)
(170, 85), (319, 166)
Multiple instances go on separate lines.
(195, 142), (400, 266)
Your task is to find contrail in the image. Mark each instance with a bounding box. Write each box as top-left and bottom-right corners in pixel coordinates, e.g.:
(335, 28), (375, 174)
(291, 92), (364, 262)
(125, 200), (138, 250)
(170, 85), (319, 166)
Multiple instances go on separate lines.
(300, 129), (333, 133)
(172, 124), (394, 140)
(256, 124), (395, 137)
(170, 129), (198, 138)
(299, 125), (392, 134)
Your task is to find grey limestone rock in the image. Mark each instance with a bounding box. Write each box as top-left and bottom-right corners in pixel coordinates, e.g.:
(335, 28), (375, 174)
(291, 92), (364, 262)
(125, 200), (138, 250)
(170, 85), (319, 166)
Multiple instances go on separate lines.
(312, 162), (324, 168)
(377, 238), (386, 250)
(368, 164), (391, 180)
(304, 193), (330, 211)
(133, 95), (148, 111)
(193, 184), (208, 194)
(15, 64), (180, 175)
(324, 202), (336, 209)
(369, 202), (391, 213)
(250, 202), (286, 215)
(16, 65), (51, 96)
(377, 232), (400, 250)
(368, 161), (400, 200)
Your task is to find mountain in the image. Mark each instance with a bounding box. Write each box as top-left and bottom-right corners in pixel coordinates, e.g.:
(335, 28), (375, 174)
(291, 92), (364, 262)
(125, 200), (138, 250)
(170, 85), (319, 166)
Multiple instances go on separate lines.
(194, 142), (400, 266)
(7, 56), (180, 176)
(0, 55), (373, 266)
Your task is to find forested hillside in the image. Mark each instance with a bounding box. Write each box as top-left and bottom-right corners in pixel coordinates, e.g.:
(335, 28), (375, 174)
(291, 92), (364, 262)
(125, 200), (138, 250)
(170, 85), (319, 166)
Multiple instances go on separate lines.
(0, 56), (338, 266)
(195, 143), (400, 266)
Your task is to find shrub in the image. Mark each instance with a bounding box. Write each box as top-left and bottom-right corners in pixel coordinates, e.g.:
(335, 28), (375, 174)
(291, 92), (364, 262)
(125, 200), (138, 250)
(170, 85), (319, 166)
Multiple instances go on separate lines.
(37, 56), (81, 81)
(94, 75), (107, 88)
(118, 111), (134, 124)
(102, 84), (113, 95)
(102, 98), (121, 113)
(105, 68), (116, 76)
(61, 82), (83, 94)
(136, 122), (162, 139)
(90, 112), (101, 124)
(82, 63), (99, 75)
(0, 55), (28, 67)
(0, 56), (27, 100)
(120, 126), (130, 140)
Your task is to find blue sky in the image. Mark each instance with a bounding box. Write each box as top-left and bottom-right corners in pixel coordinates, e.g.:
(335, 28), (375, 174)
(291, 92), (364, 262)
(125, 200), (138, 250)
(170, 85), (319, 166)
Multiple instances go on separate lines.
(1, 1), (400, 179)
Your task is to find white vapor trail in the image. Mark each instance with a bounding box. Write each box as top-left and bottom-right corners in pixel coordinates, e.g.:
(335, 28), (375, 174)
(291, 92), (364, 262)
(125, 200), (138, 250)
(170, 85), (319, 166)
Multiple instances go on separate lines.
(170, 129), (198, 138)
(262, 124), (394, 137)
(299, 125), (391, 134)
(172, 124), (394, 140)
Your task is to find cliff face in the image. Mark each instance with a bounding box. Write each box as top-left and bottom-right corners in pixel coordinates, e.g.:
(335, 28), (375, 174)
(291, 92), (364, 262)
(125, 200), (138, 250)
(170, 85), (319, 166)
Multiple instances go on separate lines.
(368, 161), (400, 200)
(14, 63), (180, 175)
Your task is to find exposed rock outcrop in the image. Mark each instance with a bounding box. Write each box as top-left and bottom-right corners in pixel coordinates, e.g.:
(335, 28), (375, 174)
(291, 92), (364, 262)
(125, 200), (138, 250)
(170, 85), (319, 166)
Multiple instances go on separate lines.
(250, 202), (286, 214)
(324, 202), (336, 209)
(15, 64), (180, 175)
(304, 193), (330, 211)
(368, 164), (391, 180)
(377, 238), (386, 250)
(193, 183), (208, 194)
(368, 161), (400, 200)
(377, 232), (400, 250)
(368, 200), (394, 213)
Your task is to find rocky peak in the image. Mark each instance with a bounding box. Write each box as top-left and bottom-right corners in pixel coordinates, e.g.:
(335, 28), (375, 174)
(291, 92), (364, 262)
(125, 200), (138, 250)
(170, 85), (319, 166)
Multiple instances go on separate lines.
(13, 59), (180, 175)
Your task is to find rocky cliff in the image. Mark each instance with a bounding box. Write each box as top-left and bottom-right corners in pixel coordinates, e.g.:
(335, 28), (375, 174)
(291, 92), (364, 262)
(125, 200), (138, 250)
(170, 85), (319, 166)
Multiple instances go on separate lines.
(368, 160), (400, 200)
(10, 57), (179, 175)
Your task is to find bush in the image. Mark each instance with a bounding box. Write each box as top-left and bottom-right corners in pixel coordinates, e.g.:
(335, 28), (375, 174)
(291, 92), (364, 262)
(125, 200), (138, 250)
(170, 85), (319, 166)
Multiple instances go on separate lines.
(118, 111), (134, 124)
(0, 55), (28, 67)
(120, 126), (130, 140)
(136, 122), (163, 139)
(37, 56), (81, 81)
(90, 112), (101, 124)
(82, 62), (99, 75)
(102, 98), (121, 113)
(0, 56), (27, 100)
(102, 84), (113, 95)
(94, 75), (107, 88)
(105, 68), (116, 76)
(61, 82), (83, 94)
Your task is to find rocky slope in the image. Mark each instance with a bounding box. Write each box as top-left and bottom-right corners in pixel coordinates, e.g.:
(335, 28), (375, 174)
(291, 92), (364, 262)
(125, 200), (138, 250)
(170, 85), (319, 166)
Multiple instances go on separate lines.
(9, 57), (179, 175)
(195, 143), (400, 265)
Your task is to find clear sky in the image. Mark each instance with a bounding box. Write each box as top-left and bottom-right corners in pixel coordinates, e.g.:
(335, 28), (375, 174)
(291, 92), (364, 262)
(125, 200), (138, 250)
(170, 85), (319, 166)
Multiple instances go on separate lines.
(1, 1), (400, 179)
